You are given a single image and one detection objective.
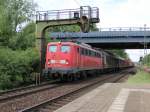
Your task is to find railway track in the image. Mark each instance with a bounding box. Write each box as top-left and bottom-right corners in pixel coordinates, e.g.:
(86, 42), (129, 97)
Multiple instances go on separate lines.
(0, 69), (132, 112)
(20, 71), (129, 112)
(0, 80), (60, 103)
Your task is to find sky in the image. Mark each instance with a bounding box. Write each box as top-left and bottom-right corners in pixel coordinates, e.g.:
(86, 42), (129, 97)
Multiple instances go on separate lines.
(34, 0), (150, 62)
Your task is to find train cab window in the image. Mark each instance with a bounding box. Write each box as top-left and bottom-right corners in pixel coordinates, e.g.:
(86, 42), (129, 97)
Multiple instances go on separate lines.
(61, 45), (70, 53)
(49, 45), (57, 52)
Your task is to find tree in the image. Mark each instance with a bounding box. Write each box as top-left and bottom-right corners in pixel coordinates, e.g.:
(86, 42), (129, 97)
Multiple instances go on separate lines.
(0, 0), (36, 47)
(8, 0), (35, 33)
(142, 54), (150, 66)
(0, 0), (12, 46)
(8, 22), (36, 50)
(0, 0), (38, 89)
(108, 49), (129, 59)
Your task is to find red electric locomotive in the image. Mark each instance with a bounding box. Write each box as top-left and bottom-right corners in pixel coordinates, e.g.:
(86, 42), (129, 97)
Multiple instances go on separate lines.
(44, 41), (134, 80)
(44, 41), (103, 80)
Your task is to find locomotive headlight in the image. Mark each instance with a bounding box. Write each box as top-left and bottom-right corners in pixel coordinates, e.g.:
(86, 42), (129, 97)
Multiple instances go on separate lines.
(48, 62), (50, 65)
(48, 60), (56, 64)
(50, 60), (56, 64)
(60, 60), (69, 64)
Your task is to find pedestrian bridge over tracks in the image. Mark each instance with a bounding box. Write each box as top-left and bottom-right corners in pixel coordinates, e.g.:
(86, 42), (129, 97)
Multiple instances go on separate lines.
(50, 27), (150, 49)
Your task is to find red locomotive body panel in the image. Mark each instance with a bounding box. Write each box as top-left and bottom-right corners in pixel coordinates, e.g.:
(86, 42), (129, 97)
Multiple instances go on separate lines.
(79, 46), (103, 70)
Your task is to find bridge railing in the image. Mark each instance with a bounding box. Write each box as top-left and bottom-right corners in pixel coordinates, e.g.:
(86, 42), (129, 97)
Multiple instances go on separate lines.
(36, 6), (99, 22)
(50, 27), (150, 38)
(99, 27), (150, 31)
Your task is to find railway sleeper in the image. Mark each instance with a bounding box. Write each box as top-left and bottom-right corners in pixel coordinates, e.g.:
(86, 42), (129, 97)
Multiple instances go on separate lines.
(39, 108), (50, 112)
(45, 105), (59, 111)
(56, 100), (69, 105)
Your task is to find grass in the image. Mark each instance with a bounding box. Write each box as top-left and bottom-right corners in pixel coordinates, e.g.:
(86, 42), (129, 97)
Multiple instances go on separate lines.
(127, 70), (150, 84)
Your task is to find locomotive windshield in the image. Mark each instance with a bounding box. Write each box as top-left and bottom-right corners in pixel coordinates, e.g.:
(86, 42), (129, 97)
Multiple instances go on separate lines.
(49, 45), (57, 52)
(61, 45), (70, 53)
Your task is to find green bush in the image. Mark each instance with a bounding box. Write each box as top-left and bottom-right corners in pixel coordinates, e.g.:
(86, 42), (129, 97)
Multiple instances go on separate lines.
(127, 70), (150, 84)
(0, 48), (39, 89)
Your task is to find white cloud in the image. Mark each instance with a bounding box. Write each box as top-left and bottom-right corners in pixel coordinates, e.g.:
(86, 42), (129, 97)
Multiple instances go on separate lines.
(34, 0), (79, 10)
(99, 0), (150, 27)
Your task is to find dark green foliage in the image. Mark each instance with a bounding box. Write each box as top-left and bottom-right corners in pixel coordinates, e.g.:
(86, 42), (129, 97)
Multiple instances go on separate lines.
(8, 22), (36, 50)
(109, 49), (128, 59)
(90, 24), (99, 31)
(0, 48), (39, 89)
(0, 0), (37, 90)
(142, 54), (150, 66)
(0, 0), (36, 47)
(47, 25), (80, 32)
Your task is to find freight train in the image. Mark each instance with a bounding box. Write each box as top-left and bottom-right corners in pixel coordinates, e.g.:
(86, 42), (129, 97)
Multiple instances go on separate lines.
(44, 41), (134, 80)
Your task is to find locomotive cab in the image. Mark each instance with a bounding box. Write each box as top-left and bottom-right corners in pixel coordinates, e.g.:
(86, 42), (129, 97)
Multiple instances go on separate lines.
(45, 42), (75, 75)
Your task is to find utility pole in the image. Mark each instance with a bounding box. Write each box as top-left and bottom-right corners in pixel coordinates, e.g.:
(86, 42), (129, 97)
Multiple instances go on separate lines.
(144, 24), (148, 65)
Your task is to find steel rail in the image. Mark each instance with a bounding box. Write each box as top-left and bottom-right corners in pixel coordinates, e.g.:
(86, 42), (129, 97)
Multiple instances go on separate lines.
(20, 71), (128, 112)
(0, 80), (60, 103)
